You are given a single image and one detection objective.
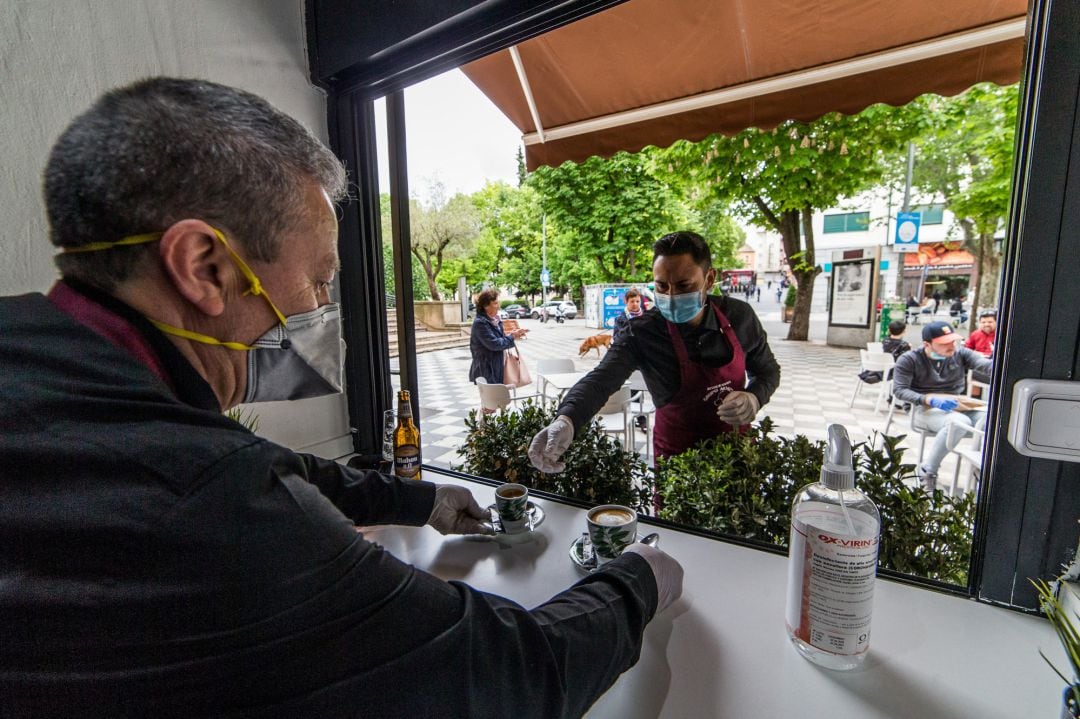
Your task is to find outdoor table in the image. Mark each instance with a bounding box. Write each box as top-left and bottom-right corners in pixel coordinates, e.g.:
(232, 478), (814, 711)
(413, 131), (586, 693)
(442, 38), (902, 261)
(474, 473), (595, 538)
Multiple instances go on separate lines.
(362, 469), (1062, 718)
(537, 370), (589, 401)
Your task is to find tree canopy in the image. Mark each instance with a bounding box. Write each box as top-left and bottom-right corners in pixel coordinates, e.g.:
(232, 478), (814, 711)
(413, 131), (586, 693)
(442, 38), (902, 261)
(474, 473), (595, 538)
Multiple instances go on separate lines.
(908, 83), (1017, 321)
(528, 152), (686, 287)
(658, 104), (923, 339)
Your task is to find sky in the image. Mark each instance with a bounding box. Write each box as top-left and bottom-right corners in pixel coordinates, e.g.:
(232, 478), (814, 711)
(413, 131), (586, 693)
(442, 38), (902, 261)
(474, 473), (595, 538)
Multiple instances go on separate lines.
(374, 69), (524, 200)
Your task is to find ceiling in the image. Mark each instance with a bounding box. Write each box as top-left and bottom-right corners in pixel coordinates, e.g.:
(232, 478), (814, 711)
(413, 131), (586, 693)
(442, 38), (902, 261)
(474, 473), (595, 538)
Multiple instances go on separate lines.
(461, 0), (1028, 169)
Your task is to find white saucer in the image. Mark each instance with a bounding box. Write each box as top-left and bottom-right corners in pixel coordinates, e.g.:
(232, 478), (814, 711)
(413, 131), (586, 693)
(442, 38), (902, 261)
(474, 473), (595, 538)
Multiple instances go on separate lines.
(485, 502), (545, 534)
(569, 532), (645, 573)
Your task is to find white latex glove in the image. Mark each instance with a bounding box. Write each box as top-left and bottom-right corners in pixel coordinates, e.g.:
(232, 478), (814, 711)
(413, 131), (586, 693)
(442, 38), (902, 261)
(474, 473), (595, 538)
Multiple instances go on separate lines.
(528, 415), (575, 473)
(428, 484), (492, 535)
(623, 543), (684, 613)
(715, 390), (760, 425)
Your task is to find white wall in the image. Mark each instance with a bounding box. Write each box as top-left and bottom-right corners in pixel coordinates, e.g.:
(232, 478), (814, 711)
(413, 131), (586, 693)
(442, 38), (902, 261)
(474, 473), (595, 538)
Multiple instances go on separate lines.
(1, 0), (353, 457)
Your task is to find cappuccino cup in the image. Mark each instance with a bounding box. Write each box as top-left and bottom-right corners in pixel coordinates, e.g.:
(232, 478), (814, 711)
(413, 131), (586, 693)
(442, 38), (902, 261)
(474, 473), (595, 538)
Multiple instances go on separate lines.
(586, 504), (638, 564)
(495, 483), (530, 534)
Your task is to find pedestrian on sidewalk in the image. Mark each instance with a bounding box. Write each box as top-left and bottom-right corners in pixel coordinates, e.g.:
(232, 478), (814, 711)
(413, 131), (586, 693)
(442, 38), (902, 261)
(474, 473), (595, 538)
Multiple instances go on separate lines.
(469, 289), (527, 384)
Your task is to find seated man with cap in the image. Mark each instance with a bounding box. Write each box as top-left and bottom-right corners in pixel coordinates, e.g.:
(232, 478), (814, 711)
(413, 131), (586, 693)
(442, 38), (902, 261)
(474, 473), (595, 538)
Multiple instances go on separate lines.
(891, 321), (993, 491)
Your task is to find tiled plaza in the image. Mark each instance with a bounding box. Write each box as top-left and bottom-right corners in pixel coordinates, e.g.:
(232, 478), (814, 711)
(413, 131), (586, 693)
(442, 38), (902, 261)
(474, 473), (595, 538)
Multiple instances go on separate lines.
(401, 295), (977, 494)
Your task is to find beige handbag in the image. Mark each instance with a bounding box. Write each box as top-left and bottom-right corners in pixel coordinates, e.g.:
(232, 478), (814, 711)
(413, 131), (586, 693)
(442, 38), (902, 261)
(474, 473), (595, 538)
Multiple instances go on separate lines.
(502, 348), (531, 387)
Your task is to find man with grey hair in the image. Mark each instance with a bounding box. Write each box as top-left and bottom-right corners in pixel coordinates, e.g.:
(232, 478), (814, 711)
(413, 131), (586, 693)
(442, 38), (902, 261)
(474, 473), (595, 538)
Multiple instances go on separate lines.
(0, 78), (681, 717)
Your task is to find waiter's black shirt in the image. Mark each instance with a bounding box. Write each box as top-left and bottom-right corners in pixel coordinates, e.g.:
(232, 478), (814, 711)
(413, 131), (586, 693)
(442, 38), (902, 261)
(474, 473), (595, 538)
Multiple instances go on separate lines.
(558, 294), (781, 430)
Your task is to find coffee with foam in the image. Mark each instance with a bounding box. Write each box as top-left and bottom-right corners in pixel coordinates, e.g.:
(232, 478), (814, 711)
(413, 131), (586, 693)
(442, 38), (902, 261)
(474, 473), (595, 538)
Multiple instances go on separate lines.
(589, 508), (634, 526)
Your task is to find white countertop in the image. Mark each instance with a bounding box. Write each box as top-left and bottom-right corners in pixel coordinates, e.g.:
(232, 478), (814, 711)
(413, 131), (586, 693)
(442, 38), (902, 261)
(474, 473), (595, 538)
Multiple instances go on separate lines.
(364, 471), (1063, 718)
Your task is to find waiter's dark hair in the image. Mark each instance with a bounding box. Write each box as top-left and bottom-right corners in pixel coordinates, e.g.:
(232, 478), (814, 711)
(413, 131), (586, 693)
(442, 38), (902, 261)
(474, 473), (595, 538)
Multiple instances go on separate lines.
(652, 231), (712, 271)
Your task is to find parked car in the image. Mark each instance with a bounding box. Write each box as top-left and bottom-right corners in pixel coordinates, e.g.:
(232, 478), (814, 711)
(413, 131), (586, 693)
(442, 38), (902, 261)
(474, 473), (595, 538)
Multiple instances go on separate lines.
(504, 303), (531, 319)
(531, 301), (578, 320)
(497, 308), (509, 320)
(557, 301), (578, 319)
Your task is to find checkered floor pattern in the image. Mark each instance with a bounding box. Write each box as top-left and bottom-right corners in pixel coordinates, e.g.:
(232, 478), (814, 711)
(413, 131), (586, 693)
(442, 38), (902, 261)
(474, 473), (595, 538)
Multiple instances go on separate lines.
(397, 300), (975, 495)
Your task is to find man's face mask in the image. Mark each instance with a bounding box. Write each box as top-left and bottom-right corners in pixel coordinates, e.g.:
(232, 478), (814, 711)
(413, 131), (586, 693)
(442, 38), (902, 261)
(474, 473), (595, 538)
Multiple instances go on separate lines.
(62, 227), (344, 403)
(655, 288), (705, 324)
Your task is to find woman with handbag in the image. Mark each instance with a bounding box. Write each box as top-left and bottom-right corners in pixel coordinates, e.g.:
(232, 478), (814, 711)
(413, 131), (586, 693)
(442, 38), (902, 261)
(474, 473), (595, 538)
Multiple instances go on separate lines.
(468, 289), (528, 384)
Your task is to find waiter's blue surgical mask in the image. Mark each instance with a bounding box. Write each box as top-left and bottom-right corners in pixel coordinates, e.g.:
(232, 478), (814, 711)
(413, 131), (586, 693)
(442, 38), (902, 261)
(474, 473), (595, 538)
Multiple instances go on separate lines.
(656, 289), (705, 324)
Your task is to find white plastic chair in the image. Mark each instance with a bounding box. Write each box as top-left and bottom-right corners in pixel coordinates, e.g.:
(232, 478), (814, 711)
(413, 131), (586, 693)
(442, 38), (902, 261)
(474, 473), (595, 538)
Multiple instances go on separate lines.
(946, 423), (984, 496)
(536, 358), (576, 400)
(476, 381), (541, 414)
(850, 350), (896, 414)
(627, 370), (656, 460)
(883, 400), (930, 465)
(594, 386), (633, 450)
(867, 341), (884, 354)
(965, 369), (991, 399)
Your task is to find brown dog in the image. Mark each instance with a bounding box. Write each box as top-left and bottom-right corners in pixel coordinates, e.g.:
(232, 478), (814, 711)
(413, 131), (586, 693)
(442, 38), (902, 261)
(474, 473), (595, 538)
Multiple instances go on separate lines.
(578, 333), (613, 358)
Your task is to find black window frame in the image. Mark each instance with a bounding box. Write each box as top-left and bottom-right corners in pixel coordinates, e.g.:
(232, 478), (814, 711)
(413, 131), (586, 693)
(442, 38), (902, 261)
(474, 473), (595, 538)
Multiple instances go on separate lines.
(309, 0), (1080, 612)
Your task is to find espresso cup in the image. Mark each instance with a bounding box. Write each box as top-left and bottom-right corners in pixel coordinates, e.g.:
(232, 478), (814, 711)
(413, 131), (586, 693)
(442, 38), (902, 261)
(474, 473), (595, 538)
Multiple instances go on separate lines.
(586, 504), (638, 564)
(495, 483), (530, 534)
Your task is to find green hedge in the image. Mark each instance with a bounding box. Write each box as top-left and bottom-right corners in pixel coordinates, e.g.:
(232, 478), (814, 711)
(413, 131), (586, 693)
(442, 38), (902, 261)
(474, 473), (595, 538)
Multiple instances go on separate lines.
(655, 418), (976, 584)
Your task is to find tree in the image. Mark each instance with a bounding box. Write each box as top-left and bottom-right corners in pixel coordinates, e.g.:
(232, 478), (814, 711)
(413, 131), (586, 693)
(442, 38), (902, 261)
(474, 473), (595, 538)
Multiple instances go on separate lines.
(908, 83), (1017, 327)
(659, 106), (921, 340)
(409, 181), (481, 300)
(515, 146), (527, 187)
(528, 152), (686, 295)
(380, 193), (430, 301)
(471, 181), (545, 298)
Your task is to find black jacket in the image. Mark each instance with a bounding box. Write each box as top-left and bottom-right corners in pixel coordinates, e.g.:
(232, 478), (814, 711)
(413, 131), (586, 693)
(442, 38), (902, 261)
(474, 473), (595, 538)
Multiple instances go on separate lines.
(558, 294), (781, 431)
(0, 284), (657, 718)
(468, 314), (516, 383)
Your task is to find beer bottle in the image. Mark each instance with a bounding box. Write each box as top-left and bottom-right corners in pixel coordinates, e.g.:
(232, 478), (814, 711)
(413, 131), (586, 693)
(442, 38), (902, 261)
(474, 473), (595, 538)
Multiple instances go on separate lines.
(393, 389), (421, 479)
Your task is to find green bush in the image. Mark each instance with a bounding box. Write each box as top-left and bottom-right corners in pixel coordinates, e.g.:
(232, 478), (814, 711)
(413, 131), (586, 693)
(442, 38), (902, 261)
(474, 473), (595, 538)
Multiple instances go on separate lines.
(456, 400), (654, 513)
(784, 284), (798, 307)
(654, 418), (976, 584)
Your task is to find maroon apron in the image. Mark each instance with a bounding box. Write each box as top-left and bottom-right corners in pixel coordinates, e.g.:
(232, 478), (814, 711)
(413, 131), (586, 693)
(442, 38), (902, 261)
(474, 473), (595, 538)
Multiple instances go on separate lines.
(653, 303), (747, 459)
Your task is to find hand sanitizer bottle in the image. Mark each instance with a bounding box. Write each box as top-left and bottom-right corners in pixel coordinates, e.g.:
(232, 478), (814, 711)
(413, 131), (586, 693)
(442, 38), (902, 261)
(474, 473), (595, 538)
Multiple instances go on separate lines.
(785, 424), (881, 670)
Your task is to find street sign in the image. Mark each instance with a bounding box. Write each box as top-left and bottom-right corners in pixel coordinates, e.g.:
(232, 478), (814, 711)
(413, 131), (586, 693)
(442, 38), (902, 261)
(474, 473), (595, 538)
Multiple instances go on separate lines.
(894, 211), (921, 252)
(540, 268), (550, 287)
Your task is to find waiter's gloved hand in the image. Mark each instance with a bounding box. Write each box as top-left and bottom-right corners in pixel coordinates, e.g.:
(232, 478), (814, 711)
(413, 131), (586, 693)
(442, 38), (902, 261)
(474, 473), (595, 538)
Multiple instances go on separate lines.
(715, 391), (760, 425)
(428, 484), (492, 535)
(623, 543), (684, 612)
(528, 415), (574, 473)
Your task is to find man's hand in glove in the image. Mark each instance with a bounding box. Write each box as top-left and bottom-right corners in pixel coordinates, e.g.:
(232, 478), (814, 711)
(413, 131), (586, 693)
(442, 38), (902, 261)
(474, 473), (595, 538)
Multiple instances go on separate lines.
(428, 484), (492, 535)
(623, 543), (685, 612)
(927, 396), (960, 412)
(528, 415), (575, 473)
(715, 390), (760, 425)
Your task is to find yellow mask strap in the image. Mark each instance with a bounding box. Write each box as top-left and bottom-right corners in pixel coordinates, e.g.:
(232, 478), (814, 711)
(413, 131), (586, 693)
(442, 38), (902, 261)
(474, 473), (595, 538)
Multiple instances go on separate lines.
(59, 225), (287, 326)
(60, 232), (163, 253)
(146, 319), (258, 351)
(61, 226), (288, 329)
(205, 228), (288, 326)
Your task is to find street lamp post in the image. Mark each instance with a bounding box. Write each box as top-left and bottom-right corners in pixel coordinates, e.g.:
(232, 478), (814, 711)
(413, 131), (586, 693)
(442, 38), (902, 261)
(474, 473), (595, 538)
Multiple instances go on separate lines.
(541, 214), (548, 306)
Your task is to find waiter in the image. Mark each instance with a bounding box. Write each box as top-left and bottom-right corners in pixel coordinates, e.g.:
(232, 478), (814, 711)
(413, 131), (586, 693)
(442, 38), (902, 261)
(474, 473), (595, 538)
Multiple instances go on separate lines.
(529, 231), (781, 472)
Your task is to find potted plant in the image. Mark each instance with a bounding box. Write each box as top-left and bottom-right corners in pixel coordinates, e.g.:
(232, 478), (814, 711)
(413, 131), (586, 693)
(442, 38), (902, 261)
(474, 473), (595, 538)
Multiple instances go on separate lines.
(1032, 578), (1080, 718)
(782, 284), (797, 323)
(456, 399), (654, 513)
(653, 419), (977, 583)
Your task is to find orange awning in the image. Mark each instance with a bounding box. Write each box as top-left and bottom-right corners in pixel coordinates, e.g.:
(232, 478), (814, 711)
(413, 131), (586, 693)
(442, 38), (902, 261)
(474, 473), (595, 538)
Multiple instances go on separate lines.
(461, 0), (1026, 170)
(904, 243), (976, 272)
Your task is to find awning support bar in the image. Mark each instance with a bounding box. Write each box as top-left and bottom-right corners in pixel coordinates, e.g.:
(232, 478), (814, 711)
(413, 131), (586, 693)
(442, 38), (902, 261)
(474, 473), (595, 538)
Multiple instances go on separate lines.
(522, 18), (1025, 146)
(510, 45), (546, 144)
